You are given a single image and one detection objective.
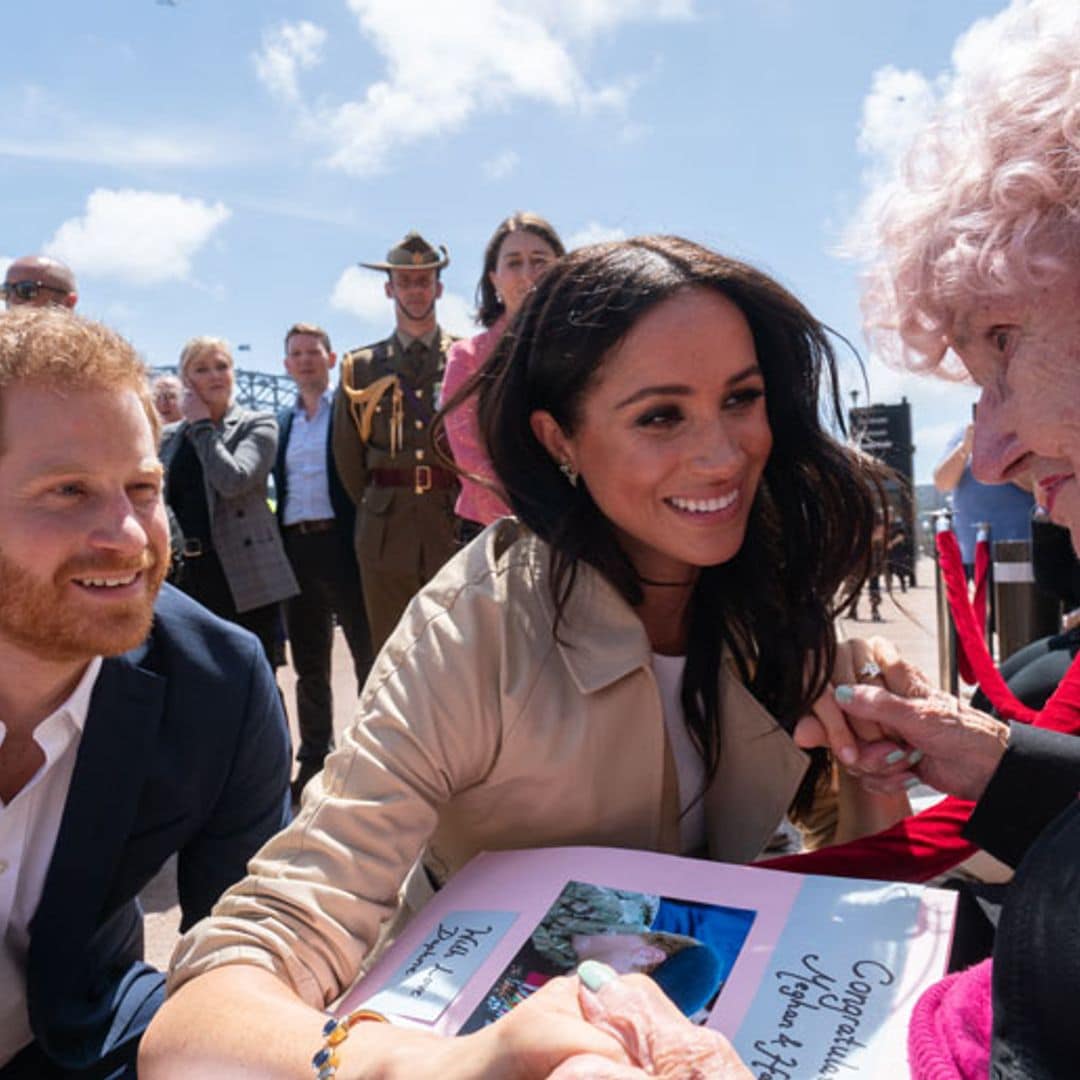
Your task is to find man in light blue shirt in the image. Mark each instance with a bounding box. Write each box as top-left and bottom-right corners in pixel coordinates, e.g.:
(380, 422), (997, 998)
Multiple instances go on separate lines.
(275, 323), (373, 802)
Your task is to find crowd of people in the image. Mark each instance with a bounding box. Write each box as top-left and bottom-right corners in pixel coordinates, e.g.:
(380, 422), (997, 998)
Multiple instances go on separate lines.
(3, 9), (1080, 1078)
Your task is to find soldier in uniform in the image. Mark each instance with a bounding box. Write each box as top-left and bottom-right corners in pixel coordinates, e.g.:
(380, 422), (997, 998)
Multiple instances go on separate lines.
(332, 231), (460, 650)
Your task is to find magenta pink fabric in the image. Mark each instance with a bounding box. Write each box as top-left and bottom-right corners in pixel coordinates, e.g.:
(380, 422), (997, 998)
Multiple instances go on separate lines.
(441, 320), (511, 526)
(907, 959), (993, 1080)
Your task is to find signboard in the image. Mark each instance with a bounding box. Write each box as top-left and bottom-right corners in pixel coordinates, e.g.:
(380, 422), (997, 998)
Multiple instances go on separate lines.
(849, 400), (916, 586)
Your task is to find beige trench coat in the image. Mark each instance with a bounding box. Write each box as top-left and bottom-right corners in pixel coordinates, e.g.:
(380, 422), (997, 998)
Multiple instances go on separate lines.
(168, 521), (809, 1007)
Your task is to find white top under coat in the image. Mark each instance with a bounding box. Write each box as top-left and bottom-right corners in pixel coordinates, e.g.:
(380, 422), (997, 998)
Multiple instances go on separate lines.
(651, 651), (707, 854)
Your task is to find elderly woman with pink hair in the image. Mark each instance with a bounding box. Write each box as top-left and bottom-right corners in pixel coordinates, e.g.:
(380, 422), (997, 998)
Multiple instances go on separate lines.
(797, 8), (1080, 1079)
(559, 7), (1080, 1078)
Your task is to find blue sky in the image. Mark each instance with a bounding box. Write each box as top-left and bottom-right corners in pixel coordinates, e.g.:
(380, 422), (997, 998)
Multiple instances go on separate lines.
(2, 0), (1025, 481)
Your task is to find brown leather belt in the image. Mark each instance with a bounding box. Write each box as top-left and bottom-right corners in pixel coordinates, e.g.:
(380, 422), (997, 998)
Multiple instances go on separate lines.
(368, 465), (456, 495)
(284, 518), (336, 535)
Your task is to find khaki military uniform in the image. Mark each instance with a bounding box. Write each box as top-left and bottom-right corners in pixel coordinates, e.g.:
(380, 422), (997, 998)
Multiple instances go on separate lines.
(332, 328), (459, 650)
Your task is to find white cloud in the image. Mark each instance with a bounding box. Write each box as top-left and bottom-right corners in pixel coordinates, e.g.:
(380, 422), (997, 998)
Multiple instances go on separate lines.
(567, 222), (627, 249)
(0, 131), (224, 169)
(482, 149), (520, 181)
(330, 266), (389, 321)
(253, 20), (327, 103)
(855, 66), (936, 173)
(45, 189), (231, 286)
(260, 1), (692, 176)
(0, 84), (245, 168)
(437, 290), (477, 337)
(847, 0), (1080, 255)
(536, 0), (693, 38)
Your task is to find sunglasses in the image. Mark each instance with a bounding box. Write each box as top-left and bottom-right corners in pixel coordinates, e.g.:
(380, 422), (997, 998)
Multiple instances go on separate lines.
(2, 280), (70, 303)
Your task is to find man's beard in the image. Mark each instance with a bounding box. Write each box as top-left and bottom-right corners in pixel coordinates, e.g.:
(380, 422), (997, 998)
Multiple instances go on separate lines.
(0, 547), (168, 662)
(395, 297), (436, 322)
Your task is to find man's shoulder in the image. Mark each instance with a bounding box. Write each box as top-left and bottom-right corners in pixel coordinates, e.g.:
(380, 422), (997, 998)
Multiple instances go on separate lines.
(341, 336), (397, 389)
(139, 584), (263, 673)
(343, 336), (394, 365)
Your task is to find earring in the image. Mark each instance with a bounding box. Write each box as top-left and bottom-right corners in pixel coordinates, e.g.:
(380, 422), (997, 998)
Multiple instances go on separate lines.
(559, 461), (578, 488)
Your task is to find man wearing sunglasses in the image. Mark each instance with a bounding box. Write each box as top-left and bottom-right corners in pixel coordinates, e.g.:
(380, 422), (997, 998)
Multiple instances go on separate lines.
(2, 255), (78, 310)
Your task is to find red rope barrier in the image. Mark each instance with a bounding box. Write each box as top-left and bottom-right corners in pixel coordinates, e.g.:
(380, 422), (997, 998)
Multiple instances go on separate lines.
(956, 531), (991, 684)
(935, 529), (1036, 723)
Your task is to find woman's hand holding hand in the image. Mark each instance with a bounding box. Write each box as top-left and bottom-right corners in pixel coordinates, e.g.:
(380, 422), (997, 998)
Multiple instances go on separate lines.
(822, 683), (1010, 802)
(412, 975), (630, 1080)
(181, 385), (211, 423)
(548, 963), (753, 1080)
(795, 636), (1009, 803)
(797, 636), (927, 767)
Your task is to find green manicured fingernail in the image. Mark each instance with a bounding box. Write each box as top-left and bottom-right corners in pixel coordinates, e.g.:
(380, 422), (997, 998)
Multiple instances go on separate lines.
(578, 960), (617, 993)
(835, 685), (855, 704)
(904, 777), (921, 790)
(885, 749), (906, 765)
(908, 750), (924, 766)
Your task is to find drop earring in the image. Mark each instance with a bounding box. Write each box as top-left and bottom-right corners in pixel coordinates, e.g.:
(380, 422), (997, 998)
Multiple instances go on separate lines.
(559, 461), (578, 487)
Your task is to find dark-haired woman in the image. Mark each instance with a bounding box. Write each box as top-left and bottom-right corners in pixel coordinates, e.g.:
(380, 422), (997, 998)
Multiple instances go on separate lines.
(440, 211), (564, 537)
(143, 237), (901, 1079)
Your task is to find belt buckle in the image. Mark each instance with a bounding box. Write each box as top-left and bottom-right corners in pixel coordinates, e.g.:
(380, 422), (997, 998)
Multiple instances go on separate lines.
(414, 464), (432, 495)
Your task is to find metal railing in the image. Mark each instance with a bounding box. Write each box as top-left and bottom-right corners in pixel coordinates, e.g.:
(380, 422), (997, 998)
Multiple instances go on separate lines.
(933, 511), (960, 694)
(934, 511), (1062, 692)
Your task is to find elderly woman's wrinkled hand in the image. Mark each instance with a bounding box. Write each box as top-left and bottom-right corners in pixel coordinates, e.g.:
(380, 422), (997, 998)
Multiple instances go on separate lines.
(794, 633), (1010, 802)
(821, 682), (1011, 803)
(547, 964), (753, 1080)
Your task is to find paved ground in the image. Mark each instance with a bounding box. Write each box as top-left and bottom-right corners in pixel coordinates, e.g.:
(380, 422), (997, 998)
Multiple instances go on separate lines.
(141, 556), (947, 970)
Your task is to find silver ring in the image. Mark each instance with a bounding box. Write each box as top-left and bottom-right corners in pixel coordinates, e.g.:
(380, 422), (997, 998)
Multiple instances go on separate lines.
(857, 660), (882, 681)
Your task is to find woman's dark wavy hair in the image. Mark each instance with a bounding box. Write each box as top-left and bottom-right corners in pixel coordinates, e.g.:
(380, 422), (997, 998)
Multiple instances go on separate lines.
(475, 211), (566, 328)
(460, 236), (882, 810)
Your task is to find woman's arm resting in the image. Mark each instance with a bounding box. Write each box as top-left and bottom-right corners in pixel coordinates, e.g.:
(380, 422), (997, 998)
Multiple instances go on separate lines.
(140, 965), (348, 1079)
(140, 966), (630, 1080)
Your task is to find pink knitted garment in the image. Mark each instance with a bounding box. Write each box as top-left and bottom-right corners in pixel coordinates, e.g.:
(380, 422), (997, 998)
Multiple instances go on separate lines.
(907, 959), (993, 1080)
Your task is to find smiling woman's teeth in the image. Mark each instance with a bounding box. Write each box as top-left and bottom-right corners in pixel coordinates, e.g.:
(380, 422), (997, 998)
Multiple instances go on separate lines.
(76, 573), (138, 588)
(668, 492), (737, 513)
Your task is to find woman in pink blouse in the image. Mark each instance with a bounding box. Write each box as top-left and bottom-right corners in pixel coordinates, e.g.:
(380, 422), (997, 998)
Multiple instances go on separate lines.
(441, 212), (565, 538)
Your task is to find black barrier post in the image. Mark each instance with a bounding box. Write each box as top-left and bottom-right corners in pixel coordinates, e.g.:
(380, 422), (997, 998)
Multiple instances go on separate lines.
(992, 539), (1062, 662)
(934, 511), (959, 694)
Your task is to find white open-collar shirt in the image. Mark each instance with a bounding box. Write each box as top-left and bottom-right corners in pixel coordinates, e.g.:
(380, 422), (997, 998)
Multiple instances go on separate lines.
(0, 656), (103, 1064)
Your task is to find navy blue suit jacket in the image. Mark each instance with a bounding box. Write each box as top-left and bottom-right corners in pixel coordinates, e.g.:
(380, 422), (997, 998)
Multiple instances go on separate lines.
(273, 401), (355, 554)
(20, 585), (290, 1077)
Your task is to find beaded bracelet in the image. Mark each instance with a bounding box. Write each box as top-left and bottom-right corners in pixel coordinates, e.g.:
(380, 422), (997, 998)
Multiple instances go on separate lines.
(311, 1008), (389, 1078)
